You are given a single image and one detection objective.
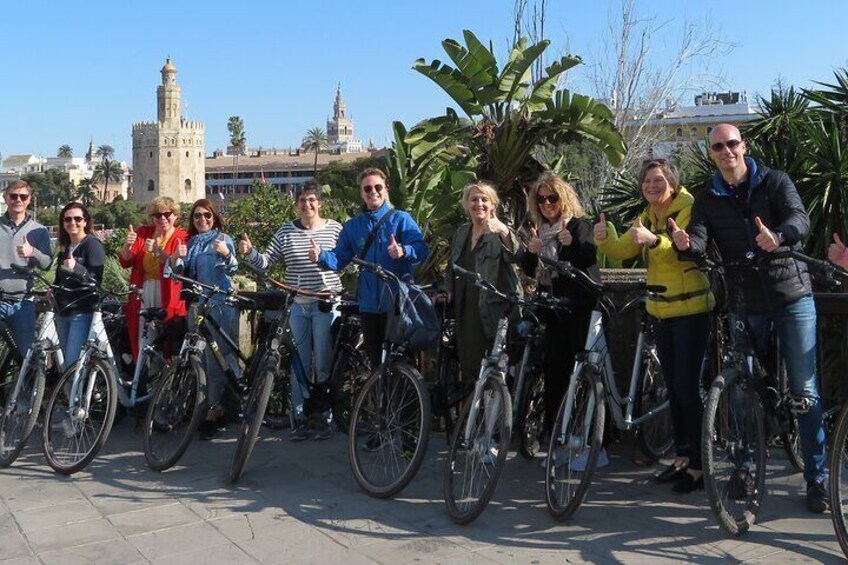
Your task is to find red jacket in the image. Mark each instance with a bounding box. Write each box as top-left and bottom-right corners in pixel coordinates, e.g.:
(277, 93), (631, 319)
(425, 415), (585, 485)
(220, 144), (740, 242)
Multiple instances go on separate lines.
(119, 225), (188, 360)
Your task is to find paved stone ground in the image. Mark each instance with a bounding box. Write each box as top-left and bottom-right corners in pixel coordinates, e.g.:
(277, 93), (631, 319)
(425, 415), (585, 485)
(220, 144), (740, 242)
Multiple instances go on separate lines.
(0, 421), (843, 564)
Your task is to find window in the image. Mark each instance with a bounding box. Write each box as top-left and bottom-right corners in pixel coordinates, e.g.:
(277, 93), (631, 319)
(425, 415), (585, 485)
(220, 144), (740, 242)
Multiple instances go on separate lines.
(167, 151), (172, 157)
(184, 179), (191, 193)
(147, 180), (154, 192)
(186, 151), (189, 157)
(675, 128), (683, 139)
(690, 127), (698, 137)
(149, 151), (153, 158)
(706, 126), (713, 135)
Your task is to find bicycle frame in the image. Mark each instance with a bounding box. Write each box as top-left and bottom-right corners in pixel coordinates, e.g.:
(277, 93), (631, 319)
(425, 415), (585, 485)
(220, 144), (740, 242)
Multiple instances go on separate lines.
(460, 317), (512, 444)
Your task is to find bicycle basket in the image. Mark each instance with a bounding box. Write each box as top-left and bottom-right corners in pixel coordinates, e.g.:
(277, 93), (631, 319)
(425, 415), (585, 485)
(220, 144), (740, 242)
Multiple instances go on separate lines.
(386, 280), (440, 352)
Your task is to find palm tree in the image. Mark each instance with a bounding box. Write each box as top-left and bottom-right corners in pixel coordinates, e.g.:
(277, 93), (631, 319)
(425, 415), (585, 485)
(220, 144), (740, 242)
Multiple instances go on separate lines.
(93, 160), (123, 202)
(227, 116), (246, 197)
(77, 178), (96, 207)
(96, 145), (115, 161)
(57, 145), (73, 158)
(301, 127), (331, 176)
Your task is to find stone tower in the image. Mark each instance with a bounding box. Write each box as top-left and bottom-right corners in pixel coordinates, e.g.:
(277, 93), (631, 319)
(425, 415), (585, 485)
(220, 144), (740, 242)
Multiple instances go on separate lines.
(132, 58), (205, 204)
(326, 84), (361, 153)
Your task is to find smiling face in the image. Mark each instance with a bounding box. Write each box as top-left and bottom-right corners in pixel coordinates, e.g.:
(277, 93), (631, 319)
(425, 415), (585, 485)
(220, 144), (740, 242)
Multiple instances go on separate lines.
(536, 186), (563, 223)
(62, 206), (88, 240)
(641, 167), (675, 208)
(192, 206), (214, 234)
(4, 185), (31, 216)
(708, 124), (747, 177)
(151, 207), (176, 234)
(360, 174), (388, 211)
(466, 188), (494, 222)
(297, 190), (323, 221)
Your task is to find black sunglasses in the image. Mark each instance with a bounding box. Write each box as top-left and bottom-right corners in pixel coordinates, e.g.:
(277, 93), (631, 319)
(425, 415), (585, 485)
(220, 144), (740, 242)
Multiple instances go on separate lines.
(363, 183), (384, 194)
(63, 216), (85, 223)
(151, 211), (173, 219)
(7, 192), (30, 202)
(536, 193), (560, 205)
(193, 211), (213, 220)
(710, 139), (743, 153)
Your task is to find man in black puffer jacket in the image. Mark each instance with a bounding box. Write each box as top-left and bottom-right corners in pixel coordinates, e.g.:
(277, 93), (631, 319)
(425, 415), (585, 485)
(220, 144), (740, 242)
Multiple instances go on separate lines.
(671, 123), (828, 514)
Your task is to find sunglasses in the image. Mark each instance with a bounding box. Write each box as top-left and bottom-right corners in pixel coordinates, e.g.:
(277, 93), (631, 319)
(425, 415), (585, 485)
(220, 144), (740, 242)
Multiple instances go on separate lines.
(362, 184), (384, 194)
(7, 193), (30, 202)
(151, 211), (173, 219)
(536, 193), (560, 205)
(710, 139), (743, 153)
(63, 216), (85, 224)
(193, 211), (213, 220)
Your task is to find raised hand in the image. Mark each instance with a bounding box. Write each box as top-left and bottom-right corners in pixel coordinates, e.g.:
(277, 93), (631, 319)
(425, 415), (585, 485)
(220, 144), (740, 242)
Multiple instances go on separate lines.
(125, 224), (137, 247)
(62, 248), (76, 271)
(212, 234), (230, 257)
(754, 216), (780, 253)
(483, 216), (509, 238)
(308, 239), (321, 263)
(173, 238), (187, 260)
(629, 216), (657, 247)
(593, 212), (608, 241)
(144, 237), (155, 253)
(558, 224), (573, 246)
(238, 232), (252, 256)
(387, 234), (405, 260)
(668, 217), (689, 250)
(828, 232), (848, 269)
(16, 234), (33, 258)
(527, 227), (543, 254)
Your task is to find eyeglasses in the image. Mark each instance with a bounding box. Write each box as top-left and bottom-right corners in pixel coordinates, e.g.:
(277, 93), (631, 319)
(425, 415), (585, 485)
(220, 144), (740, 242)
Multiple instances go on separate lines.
(63, 216), (84, 224)
(7, 193), (30, 202)
(151, 211), (173, 219)
(710, 139), (743, 153)
(193, 211), (213, 220)
(298, 197), (320, 204)
(536, 193), (560, 205)
(362, 184), (384, 194)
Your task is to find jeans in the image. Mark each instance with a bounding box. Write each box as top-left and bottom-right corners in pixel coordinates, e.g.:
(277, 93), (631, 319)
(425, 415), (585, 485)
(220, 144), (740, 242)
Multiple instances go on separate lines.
(288, 300), (337, 422)
(200, 302), (236, 411)
(0, 300), (36, 358)
(746, 295), (826, 483)
(56, 312), (94, 370)
(653, 312), (712, 471)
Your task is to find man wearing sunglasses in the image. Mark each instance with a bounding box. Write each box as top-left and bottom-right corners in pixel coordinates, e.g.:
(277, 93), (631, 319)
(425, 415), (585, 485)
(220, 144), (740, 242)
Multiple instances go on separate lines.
(310, 167), (428, 368)
(672, 123), (828, 513)
(0, 181), (53, 357)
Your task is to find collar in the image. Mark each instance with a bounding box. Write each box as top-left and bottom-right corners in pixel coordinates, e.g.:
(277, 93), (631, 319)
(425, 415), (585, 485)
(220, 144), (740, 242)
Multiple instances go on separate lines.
(362, 201), (391, 221)
(710, 157), (759, 196)
(2, 212), (30, 229)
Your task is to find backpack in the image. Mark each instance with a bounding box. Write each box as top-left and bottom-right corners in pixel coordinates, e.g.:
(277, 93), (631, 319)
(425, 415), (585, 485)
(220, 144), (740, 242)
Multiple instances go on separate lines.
(386, 279), (440, 352)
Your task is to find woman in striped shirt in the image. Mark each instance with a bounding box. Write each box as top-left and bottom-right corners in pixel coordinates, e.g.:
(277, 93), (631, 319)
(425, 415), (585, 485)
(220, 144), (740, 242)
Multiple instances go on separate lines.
(239, 182), (343, 440)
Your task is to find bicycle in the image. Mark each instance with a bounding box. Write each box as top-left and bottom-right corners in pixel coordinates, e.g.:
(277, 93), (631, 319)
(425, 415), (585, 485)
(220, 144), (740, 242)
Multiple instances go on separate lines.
(537, 256), (672, 520)
(699, 252), (812, 535)
(347, 257), (431, 498)
(443, 264), (572, 524)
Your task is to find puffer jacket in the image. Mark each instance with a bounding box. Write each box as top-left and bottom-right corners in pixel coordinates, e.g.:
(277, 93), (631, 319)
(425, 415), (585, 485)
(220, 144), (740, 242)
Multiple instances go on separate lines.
(596, 186), (715, 320)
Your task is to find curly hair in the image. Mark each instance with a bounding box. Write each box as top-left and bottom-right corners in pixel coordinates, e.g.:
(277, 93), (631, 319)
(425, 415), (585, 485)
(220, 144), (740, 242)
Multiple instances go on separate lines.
(527, 173), (584, 227)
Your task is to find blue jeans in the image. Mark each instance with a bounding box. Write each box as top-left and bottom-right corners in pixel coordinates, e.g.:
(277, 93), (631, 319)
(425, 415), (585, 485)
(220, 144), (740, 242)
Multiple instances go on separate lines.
(56, 312), (94, 370)
(198, 302), (236, 411)
(288, 300), (337, 422)
(0, 300), (36, 358)
(747, 295), (826, 483)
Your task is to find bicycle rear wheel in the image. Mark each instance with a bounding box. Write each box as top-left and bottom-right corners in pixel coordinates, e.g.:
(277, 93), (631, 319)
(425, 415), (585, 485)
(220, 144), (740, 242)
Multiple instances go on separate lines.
(143, 355), (207, 472)
(517, 372), (545, 460)
(444, 376), (511, 524)
(702, 368), (767, 536)
(330, 344), (370, 434)
(229, 358), (276, 484)
(349, 362), (430, 498)
(635, 346), (673, 461)
(830, 402), (848, 558)
(545, 368), (605, 520)
(0, 355), (45, 468)
(42, 358), (117, 475)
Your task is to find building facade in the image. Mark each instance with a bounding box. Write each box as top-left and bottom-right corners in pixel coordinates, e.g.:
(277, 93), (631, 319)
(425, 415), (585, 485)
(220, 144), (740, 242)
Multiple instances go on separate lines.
(132, 58), (205, 204)
(326, 85), (362, 154)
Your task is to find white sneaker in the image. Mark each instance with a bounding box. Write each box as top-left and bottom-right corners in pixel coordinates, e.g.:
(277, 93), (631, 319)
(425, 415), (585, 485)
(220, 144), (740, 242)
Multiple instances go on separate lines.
(480, 442), (499, 465)
(570, 447), (609, 472)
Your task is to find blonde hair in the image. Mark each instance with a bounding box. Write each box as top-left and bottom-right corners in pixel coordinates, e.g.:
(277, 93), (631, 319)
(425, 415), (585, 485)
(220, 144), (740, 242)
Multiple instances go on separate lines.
(146, 196), (180, 224)
(527, 173), (584, 227)
(462, 180), (499, 217)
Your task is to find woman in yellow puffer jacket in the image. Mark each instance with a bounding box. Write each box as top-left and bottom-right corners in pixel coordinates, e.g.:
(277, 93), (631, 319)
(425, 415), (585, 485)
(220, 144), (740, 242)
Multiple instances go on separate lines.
(594, 159), (714, 494)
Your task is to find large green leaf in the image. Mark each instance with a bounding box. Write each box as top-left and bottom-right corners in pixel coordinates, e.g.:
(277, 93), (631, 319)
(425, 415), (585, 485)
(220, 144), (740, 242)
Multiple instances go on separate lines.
(440, 31), (498, 92)
(413, 59), (482, 117)
(496, 38), (549, 105)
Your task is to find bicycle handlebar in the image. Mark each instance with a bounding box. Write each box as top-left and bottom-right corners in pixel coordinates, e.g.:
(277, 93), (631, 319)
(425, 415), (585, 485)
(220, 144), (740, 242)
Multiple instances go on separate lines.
(773, 249), (848, 285)
(538, 256), (666, 297)
(451, 263), (571, 313)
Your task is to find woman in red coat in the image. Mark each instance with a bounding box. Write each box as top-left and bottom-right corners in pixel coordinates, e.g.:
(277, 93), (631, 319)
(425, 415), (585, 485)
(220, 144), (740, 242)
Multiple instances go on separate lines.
(119, 196), (187, 361)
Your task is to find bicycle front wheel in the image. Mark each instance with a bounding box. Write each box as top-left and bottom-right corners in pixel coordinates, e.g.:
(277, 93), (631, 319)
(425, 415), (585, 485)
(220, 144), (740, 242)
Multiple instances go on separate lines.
(42, 358), (117, 475)
(830, 402), (848, 558)
(635, 346), (673, 461)
(229, 359), (276, 484)
(330, 344), (370, 434)
(517, 372), (545, 460)
(0, 354), (45, 468)
(702, 368), (767, 536)
(545, 368), (605, 520)
(444, 376), (512, 524)
(349, 362), (430, 498)
(143, 355), (207, 472)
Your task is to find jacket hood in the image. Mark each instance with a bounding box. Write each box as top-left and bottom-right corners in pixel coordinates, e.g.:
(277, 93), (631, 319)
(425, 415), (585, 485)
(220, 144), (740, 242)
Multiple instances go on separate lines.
(709, 157), (768, 196)
(640, 185), (694, 224)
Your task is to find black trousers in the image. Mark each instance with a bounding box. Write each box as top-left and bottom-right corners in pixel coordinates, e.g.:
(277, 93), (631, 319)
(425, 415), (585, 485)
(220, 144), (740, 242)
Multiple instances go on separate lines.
(542, 310), (591, 434)
(360, 312), (387, 369)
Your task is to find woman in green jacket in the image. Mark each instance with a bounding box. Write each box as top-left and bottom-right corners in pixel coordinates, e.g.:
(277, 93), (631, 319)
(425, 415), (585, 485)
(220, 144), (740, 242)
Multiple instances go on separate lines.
(594, 160), (714, 494)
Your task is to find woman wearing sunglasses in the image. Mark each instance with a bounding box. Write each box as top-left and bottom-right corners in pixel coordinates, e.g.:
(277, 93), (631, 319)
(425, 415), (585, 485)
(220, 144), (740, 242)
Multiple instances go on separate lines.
(54, 202), (105, 369)
(170, 199), (238, 439)
(520, 173), (601, 465)
(119, 196), (187, 364)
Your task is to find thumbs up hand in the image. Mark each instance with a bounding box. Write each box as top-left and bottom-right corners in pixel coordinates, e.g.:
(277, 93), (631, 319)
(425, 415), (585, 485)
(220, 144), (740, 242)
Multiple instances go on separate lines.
(308, 239), (321, 263)
(483, 216), (509, 238)
(668, 217), (689, 250)
(144, 238), (155, 253)
(754, 216), (780, 252)
(557, 224), (573, 246)
(174, 239), (188, 259)
(829, 233), (848, 269)
(212, 234), (230, 257)
(387, 234), (405, 260)
(63, 248), (76, 271)
(527, 227), (543, 254)
(238, 232), (252, 256)
(593, 212), (608, 241)
(125, 224), (137, 247)
(16, 234), (33, 258)
(629, 216), (657, 247)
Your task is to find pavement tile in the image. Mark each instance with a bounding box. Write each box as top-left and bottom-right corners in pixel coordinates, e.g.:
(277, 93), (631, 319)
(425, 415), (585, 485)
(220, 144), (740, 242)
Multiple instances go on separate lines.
(0, 558), (40, 565)
(352, 534), (465, 564)
(107, 501), (203, 536)
(127, 520), (227, 560)
(150, 542), (260, 565)
(14, 498), (103, 532)
(24, 517), (122, 553)
(0, 514), (34, 560)
(38, 539), (146, 565)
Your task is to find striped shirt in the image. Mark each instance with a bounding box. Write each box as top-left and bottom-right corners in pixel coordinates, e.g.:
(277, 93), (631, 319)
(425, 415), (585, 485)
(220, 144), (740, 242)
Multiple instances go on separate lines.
(248, 220), (343, 293)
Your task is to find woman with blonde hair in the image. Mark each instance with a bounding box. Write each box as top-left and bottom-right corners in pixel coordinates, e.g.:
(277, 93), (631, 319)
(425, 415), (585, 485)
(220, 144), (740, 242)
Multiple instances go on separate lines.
(520, 173), (602, 464)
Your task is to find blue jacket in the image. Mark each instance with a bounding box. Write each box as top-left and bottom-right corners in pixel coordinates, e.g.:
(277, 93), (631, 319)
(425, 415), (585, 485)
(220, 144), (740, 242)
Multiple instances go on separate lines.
(318, 202), (428, 313)
(172, 232), (238, 306)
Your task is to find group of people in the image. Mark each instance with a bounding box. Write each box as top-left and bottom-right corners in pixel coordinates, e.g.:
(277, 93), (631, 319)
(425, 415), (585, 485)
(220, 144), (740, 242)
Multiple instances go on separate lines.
(0, 122), (834, 514)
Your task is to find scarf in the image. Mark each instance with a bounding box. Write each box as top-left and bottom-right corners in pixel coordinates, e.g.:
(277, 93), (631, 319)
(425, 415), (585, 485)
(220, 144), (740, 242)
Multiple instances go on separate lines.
(185, 229), (220, 279)
(536, 217), (571, 287)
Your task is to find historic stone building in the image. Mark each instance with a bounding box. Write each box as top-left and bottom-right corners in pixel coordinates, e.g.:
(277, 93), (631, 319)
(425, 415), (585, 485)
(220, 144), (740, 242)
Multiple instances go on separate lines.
(326, 85), (362, 154)
(132, 58), (205, 204)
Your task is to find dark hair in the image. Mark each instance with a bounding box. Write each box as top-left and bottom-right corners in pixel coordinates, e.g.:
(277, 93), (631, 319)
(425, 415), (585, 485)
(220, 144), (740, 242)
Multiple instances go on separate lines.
(296, 182), (323, 201)
(5, 180), (32, 195)
(187, 198), (225, 237)
(58, 202), (94, 248)
(638, 159), (680, 194)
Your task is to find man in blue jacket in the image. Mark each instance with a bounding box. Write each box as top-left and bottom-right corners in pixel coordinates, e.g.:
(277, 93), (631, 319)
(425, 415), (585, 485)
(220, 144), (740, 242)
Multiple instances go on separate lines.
(309, 167), (428, 368)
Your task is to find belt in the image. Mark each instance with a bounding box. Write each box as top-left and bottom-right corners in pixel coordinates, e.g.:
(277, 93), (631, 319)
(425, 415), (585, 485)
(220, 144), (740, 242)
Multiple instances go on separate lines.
(648, 287), (711, 303)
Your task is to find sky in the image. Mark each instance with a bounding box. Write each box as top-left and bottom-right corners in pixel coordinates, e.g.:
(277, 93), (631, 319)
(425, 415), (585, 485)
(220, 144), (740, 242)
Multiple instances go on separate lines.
(1, 0), (846, 163)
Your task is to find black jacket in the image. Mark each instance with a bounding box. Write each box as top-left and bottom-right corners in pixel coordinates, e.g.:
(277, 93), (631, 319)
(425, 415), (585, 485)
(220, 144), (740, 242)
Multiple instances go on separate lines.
(55, 235), (105, 315)
(686, 158), (811, 314)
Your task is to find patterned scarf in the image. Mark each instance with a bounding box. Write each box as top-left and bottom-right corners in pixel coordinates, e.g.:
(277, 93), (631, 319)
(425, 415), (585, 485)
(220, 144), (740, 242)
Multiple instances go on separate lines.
(185, 229), (220, 279)
(536, 217), (570, 287)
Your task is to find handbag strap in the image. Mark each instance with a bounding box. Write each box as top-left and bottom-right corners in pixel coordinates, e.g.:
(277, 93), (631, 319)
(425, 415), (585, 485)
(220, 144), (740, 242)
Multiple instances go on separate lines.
(358, 209), (397, 259)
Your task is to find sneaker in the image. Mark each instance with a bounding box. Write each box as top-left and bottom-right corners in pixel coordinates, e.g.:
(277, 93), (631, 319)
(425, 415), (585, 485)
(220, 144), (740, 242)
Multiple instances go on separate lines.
(481, 443), (499, 465)
(312, 421), (333, 441)
(570, 447), (609, 472)
(672, 472), (705, 494)
(198, 420), (219, 441)
(806, 479), (829, 514)
(289, 422), (310, 442)
(726, 468), (755, 500)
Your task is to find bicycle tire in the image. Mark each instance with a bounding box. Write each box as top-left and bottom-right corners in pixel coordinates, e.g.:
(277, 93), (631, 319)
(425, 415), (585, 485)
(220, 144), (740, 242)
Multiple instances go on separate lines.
(0, 355), (45, 467)
(635, 346), (673, 461)
(517, 372), (545, 460)
(545, 368), (605, 520)
(829, 402), (848, 558)
(42, 358), (117, 475)
(229, 359), (276, 484)
(775, 360), (803, 472)
(263, 361), (291, 430)
(143, 355), (207, 472)
(702, 368), (767, 536)
(330, 344), (370, 434)
(444, 376), (512, 524)
(348, 361), (430, 498)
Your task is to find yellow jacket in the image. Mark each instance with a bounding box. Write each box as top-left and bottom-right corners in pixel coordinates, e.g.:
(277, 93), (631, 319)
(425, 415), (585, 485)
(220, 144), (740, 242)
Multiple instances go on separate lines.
(595, 187), (715, 320)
